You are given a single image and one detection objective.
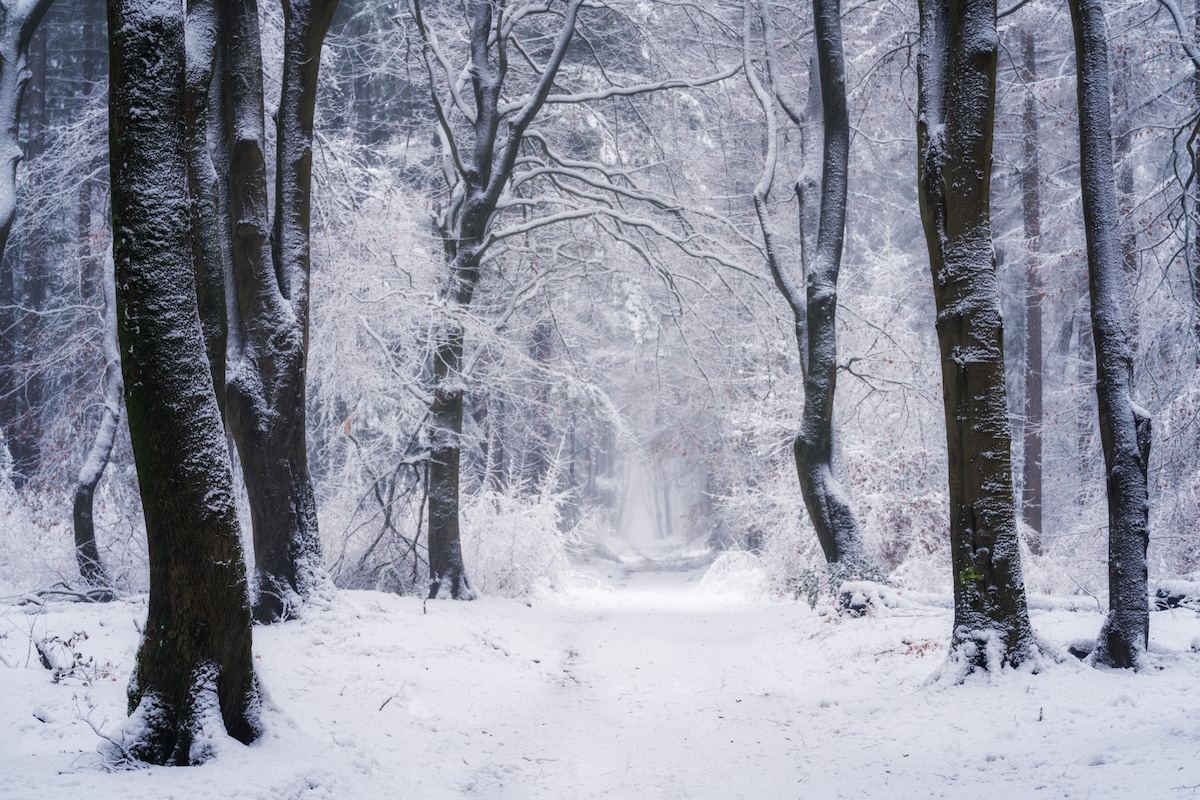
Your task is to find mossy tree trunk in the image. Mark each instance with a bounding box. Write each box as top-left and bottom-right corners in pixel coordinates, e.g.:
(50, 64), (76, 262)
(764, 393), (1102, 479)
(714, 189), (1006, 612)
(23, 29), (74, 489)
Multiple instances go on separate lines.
(916, 0), (1037, 671)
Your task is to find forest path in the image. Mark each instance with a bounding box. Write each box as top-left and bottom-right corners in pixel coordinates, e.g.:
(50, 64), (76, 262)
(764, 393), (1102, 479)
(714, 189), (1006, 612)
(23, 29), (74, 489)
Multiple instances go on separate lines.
(3, 566), (1200, 799)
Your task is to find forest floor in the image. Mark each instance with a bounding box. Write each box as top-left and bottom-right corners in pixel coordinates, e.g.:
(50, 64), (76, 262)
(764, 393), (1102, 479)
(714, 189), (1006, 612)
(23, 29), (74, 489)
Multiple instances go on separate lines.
(2, 544), (1200, 799)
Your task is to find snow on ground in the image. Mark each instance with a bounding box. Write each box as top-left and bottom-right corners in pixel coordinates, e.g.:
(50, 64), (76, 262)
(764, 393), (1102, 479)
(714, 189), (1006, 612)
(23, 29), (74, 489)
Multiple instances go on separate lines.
(2, 558), (1200, 800)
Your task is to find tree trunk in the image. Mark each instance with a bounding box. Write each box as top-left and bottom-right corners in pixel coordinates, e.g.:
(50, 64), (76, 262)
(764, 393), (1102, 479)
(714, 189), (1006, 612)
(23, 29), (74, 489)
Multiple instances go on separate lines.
(1019, 28), (1044, 552)
(427, 320), (475, 599)
(917, 0), (1036, 671)
(744, 0), (873, 574)
(1067, 0), (1152, 669)
(1112, 41), (1138, 338)
(221, 0), (334, 622)
(73, 250), (119, 590)
(0, 0), (53, 490)
(412, 0), (583, 599)
(108, 0), (259, 762)
(185, 0), (228, 410)
(791, 0), (871, 574)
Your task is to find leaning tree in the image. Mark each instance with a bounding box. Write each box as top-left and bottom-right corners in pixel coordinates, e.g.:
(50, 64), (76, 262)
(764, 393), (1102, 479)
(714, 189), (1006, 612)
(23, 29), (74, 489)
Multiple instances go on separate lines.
(743, 0), (875, 577)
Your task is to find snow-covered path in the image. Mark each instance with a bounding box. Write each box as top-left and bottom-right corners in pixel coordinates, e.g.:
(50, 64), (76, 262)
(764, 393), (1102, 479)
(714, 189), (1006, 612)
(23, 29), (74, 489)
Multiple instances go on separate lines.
(2, 564), (1200, 799)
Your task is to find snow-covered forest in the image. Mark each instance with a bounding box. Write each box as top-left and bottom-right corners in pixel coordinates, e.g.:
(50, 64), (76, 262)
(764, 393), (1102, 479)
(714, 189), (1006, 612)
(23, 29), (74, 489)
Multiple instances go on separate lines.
(2, 0), (1200, 794)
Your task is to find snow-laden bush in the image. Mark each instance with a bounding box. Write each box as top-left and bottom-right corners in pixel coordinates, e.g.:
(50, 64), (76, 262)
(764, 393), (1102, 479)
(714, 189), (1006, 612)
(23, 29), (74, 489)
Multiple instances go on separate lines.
(460, 487), (576, 598)
(698, 550), (769, 598)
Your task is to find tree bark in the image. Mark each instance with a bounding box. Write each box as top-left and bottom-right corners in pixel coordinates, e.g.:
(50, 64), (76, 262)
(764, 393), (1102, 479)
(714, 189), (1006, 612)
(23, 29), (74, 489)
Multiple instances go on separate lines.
(221, 0), (335, 622)
(72, 250), (119, 590)
(1019, 28), (1043, 552)
(790, 0), (871, 573)
(185, 0), (228, 411)
(744, 0), (873, 574)
(1067, 0), (1152, 669)
(108, 0), (259, 762)
(917, 0), (1036, 671)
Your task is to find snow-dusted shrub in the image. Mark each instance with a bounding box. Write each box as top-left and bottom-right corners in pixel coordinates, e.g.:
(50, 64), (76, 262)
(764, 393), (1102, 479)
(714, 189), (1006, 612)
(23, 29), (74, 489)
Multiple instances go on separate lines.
(460, 487), (576, 598)
(698, 551), (769, 598)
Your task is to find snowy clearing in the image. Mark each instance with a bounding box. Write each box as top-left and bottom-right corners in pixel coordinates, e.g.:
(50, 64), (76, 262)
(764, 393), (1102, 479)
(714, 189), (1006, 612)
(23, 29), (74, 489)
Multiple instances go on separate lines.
(2, 561), (1199, 799)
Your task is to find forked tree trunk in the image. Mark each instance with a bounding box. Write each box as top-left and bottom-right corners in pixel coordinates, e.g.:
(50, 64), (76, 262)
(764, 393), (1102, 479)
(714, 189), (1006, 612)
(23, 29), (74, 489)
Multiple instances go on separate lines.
(72, 251), (119, 589)
(108, 0), (259, 762)
(745, 0), (873, 574)
(1068, 0), (1152, 669)
(917, 0), (1037, 671)
(792, 0), (871, 573)
(1019, 28), (1044, 552)
(222, 0), (336, 622)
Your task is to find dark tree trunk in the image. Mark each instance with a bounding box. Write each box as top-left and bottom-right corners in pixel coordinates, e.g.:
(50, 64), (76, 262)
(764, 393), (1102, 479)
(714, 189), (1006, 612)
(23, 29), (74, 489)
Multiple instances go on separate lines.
(0, 0), (54, 490)
(72, 251), (119, 590)
(744, 0), (873, 574)
(185, 0), (228, 410)
(1020, 28), (1044, 552)
(791, 0), (871, 573)
(917, 0), (1036, 671)
(108, 0), (259, 762)
(1112, 42), (1138, 338)
(428, 322), (475, 599)
(222, 0), (336, 622)
(1068, 0), (1152, 669)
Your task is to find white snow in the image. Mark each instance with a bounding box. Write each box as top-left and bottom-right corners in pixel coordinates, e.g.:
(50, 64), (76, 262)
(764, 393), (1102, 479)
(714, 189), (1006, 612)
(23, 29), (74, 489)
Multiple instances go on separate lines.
(2, 562), (1199, 799)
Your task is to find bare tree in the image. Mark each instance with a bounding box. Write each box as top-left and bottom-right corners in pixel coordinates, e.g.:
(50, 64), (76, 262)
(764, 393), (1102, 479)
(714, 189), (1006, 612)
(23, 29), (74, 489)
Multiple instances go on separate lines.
(108, 0), (259, 762)
(72, 249), (118, 589)
(743, 0), (874, 575)
(1067, 0), (1151, 669)
(917, 0), (1037, 671)
(407, 0), (742, 598)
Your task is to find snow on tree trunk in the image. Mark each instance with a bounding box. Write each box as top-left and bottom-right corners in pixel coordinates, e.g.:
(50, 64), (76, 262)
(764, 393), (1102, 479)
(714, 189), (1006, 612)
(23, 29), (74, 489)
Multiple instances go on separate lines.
(72, 250), (119, 590)
(917, 0), (1037, 672)
(791, 0), (872, 574)
(220, 0), (332, 622)
(1068, 0), (1152, 669)
(412, 0), (583, 599)
(744, 0), (873, 575)
(108, 0), (259, 762)
(185, 0), (228, 412)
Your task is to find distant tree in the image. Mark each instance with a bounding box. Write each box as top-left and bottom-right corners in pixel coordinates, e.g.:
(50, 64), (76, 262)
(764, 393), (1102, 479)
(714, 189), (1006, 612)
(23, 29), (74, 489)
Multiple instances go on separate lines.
(916, 0), (1037, 670)
(0, 0), (55, 489)
(72, 249), (118, 589)
(1067, 0), (1151, 669)
(108, 0), (259, 762)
